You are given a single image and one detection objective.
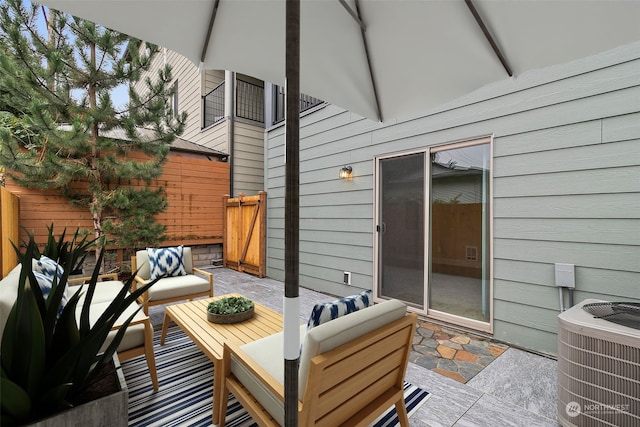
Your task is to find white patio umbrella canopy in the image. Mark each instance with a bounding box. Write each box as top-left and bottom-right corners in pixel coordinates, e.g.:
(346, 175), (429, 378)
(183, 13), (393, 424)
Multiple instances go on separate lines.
(38, 0), (640, 122)
(35, 0), (640, 425)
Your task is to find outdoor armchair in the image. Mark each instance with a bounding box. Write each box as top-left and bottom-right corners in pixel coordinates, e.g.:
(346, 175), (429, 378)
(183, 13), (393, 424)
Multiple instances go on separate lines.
(131, 246), (213, 314)
(220, 299), (417, 426)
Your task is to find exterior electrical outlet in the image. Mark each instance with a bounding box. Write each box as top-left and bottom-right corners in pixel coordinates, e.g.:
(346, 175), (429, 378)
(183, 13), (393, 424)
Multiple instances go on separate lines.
(343, 272), (351, 285)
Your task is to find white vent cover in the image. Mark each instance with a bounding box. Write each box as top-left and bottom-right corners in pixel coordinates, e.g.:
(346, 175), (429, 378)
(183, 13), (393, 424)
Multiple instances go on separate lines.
(465, 246), (478, 262)
(557, 299), (640, 426)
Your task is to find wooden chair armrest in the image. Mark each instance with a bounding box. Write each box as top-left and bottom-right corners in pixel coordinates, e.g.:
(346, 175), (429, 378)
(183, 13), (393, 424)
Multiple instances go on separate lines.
(132, 274), (149, 291)
(131, 275), (152, 313)
(109, 315), (150, 331)
(193, 267), (213, 284)
(223, 341), (285, 401)
(68, 273), (119, 285)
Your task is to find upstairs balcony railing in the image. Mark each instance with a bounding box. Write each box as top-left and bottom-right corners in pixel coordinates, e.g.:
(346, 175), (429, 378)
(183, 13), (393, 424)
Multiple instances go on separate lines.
(273, 85), (323, 125)
(203, 81), (225, 128)
(202, 79), (323, 128)
(237, 80), (265, 123)
(203, 79), (266, 128)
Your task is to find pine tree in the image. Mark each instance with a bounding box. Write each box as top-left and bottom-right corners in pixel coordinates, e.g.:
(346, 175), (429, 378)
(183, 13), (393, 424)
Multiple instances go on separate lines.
(0, 0), (187, 260)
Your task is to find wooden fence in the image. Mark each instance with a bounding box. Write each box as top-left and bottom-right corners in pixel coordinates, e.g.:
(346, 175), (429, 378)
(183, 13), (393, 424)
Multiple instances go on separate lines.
(224, 192), (266, 277)
(383, 202), (483, 279)
(1, 186), (20, 278)
(431, 203), (483, 278)
(2, 150), (229, 254)
(153, 152), (229, 247)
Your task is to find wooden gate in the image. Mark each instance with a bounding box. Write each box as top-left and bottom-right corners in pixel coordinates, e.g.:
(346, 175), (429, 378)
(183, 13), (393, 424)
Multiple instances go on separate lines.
(223, 192), (266, 277)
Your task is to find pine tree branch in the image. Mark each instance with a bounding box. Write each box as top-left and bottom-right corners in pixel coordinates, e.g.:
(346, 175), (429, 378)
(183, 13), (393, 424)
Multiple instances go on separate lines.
(1, 1), (185, 250)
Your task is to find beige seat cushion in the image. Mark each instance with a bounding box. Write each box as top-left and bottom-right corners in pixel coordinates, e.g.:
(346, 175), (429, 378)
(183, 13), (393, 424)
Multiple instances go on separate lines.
(69, 280), (145, 351)
(72, 280), (127, 305)
(232, 325), (307, 426)
(78, 300), (148, 353)
(146, 274), (210, 301)
(73, 280), (148, 353)
(0, 265), (22, 342)
(231, 299), (407, 425)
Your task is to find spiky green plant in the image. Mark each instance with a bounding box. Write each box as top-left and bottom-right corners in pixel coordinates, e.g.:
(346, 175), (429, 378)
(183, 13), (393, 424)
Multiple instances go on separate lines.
(0, 226), (156, 425)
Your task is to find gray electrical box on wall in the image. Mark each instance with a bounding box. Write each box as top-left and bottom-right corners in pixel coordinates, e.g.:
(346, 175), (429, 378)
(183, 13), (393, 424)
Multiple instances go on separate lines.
(555, 263), (575, 288)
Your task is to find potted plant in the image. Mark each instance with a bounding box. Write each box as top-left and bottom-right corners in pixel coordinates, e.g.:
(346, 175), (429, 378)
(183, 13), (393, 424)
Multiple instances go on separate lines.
(0, 226), (156, 426)
(207, 296), (254, 324)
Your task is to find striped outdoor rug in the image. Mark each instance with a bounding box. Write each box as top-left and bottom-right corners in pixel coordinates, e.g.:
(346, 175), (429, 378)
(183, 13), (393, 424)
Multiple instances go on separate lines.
(121, 326), (430, 427)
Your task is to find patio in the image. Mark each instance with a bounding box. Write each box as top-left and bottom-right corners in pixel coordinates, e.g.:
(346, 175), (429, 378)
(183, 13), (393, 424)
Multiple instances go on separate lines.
(148, 267), (560, 426)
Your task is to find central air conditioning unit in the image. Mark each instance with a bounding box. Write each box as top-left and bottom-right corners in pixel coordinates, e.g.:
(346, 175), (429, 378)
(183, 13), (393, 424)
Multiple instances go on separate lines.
(557, 299), (640, 427)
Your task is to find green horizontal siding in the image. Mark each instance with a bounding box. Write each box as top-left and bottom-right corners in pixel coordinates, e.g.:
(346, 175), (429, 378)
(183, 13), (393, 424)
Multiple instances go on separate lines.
(265, 41), (640, 356)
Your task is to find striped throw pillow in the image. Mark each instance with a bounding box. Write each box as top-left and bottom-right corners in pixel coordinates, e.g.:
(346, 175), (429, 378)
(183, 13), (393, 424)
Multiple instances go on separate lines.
(32, 255), (67, 315)
(33, 255), (64, 281)
(306, 289), (373, 332)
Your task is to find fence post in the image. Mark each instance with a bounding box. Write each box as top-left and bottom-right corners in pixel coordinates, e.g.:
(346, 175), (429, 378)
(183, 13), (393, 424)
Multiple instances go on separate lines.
(258, 191), (267, 278)
(1, 187), (20, 278)
(237, 193), (244, 271)
(223, 194), (230, 269)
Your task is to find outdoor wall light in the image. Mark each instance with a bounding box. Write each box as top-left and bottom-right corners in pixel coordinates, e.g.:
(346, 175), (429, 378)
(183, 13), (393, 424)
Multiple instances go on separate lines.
(339, 165), (353, 179)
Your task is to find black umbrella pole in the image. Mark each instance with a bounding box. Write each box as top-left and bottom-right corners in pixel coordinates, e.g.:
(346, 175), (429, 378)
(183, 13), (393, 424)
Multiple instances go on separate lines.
(284, 0), (300, 426)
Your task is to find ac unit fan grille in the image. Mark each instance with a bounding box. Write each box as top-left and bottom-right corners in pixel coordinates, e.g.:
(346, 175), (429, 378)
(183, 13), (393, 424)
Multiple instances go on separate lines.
(560, 331), (640, 379)
(583, 302), (640, 330)
(559, 330), (639, 423)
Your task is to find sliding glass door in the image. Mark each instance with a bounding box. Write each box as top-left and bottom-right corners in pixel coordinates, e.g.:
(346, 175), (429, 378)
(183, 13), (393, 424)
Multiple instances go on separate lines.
(376, 138), (492, 330)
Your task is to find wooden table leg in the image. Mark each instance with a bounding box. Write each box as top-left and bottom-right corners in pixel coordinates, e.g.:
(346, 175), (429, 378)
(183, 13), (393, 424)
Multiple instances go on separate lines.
(212, 359), (222, 426)
(160, 311), (172, 345)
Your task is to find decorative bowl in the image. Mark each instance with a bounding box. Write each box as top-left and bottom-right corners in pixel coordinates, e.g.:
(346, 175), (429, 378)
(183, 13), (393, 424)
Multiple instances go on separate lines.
(206, 296), (255, 324)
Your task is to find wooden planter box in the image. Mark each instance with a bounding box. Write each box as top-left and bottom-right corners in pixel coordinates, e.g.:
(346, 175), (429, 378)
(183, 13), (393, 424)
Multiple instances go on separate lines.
(27, 355), (128, 427)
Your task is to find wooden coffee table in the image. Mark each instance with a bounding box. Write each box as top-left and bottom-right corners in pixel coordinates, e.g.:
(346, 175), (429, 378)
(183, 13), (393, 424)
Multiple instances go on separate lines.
(161, 294), (283, 426)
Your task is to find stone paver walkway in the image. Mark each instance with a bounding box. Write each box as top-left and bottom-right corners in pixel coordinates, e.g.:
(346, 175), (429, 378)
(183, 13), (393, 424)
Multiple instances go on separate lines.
(410, 319), (509, 383)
